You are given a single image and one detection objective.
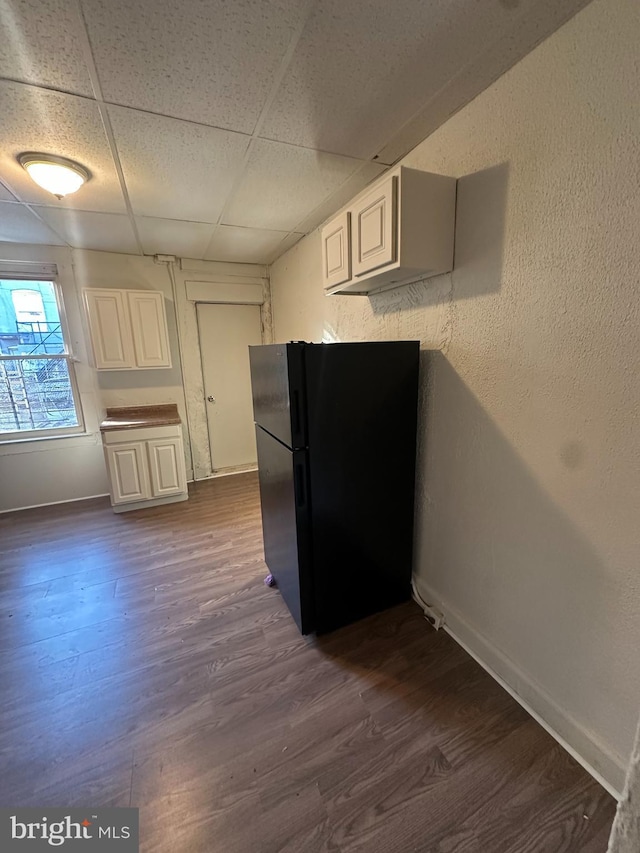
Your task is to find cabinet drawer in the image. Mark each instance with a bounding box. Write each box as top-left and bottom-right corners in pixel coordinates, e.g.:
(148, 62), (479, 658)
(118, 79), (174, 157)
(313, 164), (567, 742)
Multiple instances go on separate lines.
(102, 424), (182, 445)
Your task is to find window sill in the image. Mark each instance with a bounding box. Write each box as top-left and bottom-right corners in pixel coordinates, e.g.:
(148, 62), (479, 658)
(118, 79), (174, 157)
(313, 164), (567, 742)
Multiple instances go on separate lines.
(0, 431), (101, 455)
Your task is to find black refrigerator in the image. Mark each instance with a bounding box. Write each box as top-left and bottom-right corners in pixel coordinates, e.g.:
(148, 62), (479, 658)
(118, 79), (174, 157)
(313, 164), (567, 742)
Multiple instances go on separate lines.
(249, 341), (420, 635)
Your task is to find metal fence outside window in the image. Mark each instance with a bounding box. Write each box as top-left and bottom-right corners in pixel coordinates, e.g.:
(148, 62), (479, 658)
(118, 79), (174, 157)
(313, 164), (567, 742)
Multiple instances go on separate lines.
(0, 357), (78, 433)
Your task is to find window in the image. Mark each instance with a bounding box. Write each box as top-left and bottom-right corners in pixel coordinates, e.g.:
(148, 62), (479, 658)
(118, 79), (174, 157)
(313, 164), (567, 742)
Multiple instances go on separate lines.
(0, 279), (84, 439)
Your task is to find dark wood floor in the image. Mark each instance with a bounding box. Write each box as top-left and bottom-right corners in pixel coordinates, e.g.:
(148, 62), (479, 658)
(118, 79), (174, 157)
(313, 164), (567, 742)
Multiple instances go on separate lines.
(0, 473), (615, 851)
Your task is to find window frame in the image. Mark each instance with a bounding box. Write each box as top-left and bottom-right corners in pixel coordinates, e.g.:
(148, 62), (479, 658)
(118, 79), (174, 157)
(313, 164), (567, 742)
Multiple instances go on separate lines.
(0, 275), (86, 442)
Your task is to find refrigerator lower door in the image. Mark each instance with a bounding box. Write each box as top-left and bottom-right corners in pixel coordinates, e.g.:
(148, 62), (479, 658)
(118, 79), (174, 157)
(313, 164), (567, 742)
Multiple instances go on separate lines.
(255, 426), (313, 634)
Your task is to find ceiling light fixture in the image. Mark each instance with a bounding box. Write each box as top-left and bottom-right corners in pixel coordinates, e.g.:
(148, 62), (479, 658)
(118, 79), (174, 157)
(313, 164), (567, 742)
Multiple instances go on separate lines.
(18, 153), (91, 199)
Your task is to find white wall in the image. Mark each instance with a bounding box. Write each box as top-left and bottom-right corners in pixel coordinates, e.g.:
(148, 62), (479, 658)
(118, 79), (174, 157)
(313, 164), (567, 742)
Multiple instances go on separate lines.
(269, 0), (640, 792)
(0, 244), (108, 511)
(0, 245), (188, 510)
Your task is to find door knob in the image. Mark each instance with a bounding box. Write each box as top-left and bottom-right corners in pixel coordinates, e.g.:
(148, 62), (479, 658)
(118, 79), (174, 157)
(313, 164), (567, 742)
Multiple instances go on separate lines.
(207, 395), (216, 403)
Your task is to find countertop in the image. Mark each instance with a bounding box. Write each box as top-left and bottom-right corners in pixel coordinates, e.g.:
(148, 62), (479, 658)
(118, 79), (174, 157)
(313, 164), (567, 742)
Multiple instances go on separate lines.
(99, 404), (181, 432)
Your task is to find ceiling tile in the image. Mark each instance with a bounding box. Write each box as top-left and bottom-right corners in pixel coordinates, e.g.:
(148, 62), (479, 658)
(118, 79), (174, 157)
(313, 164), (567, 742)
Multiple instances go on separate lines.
(136, 217), (214, 259)
(36, 207), (139, 254)
(0, 81), (126, 212)
(0, 201), (66, 245)
(294, 162), (388, 234)
(0, 182), (17, 201)
(221, 139), (364, 232)
(377, 0), (593, 164)
(204, 225), (293, 264)
(269, 231), (304, 263)
(81, 0), (310, 134)
(109, 106), (250, 222)
(0, 0), (93, 95)
(260, 0), (515, 160)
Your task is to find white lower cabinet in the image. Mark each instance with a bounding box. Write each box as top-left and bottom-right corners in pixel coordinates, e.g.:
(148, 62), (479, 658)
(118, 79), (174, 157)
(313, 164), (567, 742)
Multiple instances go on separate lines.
(103, 425), (187, 512)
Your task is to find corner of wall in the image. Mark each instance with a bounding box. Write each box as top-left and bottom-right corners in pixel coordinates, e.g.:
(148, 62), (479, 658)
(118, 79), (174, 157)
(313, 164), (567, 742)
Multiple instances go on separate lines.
(413, 574), (627, 797)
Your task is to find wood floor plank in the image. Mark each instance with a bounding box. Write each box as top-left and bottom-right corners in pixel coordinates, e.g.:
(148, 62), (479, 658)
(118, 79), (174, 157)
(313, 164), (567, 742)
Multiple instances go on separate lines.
(0, 472), (615, 851)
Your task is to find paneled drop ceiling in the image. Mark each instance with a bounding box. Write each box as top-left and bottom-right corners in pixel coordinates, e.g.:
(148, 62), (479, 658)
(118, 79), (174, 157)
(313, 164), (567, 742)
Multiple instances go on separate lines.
(0, 0), (591, 264)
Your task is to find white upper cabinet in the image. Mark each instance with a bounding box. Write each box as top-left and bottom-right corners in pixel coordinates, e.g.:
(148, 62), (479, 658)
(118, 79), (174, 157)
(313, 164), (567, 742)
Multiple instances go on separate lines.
(84, 289), (135, 369)
(84, 288), (172, 370)
(127, 291), (171, 368)
(321, 211), (351, 289)
(322, 166), (457, 296)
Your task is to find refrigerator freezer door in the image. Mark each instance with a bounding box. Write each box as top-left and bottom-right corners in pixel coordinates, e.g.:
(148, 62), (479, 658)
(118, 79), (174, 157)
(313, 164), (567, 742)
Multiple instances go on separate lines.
(249, 344), (306, 449)
(255, 425), (313, 634)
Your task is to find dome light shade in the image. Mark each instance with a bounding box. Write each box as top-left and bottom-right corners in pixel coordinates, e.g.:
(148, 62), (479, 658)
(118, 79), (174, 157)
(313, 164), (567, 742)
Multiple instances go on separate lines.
(18, 153), (90, 199)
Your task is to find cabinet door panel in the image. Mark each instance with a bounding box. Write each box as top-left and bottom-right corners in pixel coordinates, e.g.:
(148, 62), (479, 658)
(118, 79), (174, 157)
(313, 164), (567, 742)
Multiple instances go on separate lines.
(321, 211), (351, 289)
(84, 289), (135, 369)
(352, 176), (397, 276)
(147, 437), (187, 497)
(127, 291), (171, 368)
(106, 442), (151, 504)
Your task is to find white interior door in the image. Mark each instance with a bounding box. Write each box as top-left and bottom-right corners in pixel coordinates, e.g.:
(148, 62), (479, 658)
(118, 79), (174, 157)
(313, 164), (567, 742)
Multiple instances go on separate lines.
(197, 303), (263, 472)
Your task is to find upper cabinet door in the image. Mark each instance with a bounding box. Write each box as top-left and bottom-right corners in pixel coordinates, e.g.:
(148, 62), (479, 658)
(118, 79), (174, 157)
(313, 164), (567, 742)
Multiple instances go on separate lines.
(321, 211), (351, 289)
(127, 291), (172, 369)
(352, 176), (397, 277)
(84, 289), (135, 369)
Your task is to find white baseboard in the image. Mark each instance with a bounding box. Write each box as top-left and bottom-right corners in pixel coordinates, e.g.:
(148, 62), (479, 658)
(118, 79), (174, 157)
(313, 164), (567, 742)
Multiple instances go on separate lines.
(196, 465), (258, 481)
(0, 492), (110, 514)
(412, 576), (625, 799)
(112, 492), (189, 513)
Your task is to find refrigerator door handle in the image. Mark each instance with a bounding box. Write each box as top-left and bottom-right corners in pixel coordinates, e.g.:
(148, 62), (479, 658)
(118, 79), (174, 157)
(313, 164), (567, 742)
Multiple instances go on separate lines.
(295, 462), (306, 508)
(291, 389), (301, 437)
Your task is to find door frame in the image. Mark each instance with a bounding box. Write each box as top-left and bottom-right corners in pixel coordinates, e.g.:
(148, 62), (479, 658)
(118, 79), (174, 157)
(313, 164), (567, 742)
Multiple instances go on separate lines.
(171, 260), (273, 480)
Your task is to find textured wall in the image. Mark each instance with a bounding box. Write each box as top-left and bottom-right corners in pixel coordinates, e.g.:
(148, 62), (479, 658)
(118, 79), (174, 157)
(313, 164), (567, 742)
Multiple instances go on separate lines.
(270, 0), (640, 791)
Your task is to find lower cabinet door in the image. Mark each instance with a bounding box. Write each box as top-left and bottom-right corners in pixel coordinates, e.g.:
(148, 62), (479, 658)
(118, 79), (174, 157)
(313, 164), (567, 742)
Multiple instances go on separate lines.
(147, 437), (187, 497)
(106, 442), (152, 504)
